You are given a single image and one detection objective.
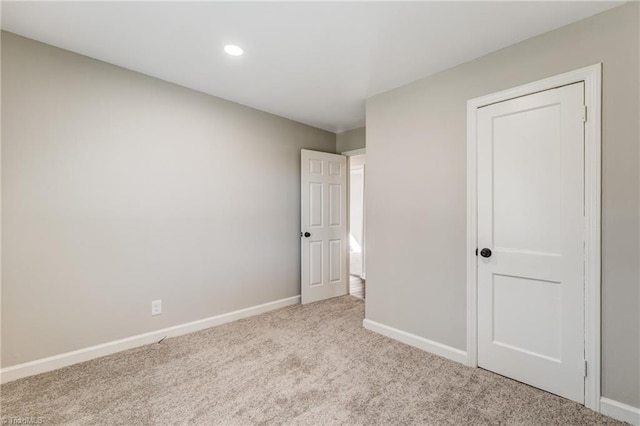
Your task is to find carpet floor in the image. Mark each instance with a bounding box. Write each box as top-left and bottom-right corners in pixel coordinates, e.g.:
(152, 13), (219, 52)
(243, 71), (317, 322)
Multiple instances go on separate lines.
(1, 296), (623, 425)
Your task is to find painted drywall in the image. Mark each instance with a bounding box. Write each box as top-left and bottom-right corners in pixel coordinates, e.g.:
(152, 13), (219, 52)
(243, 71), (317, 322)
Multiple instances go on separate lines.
(366, 3), (639, 407)
(337, 127), (365, 153)
(1, 32), (336, 367)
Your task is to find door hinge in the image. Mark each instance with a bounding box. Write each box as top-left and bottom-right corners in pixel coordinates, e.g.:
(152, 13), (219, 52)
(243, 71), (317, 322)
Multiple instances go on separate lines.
(582, 105), (587, 122)
(584, 360), (588, 377)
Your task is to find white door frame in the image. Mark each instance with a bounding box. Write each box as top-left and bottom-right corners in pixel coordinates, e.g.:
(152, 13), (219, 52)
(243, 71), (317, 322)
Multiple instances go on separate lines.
(342, 148), (366, 288)
(342, 148), (366, 157)
(466, 64), (602, 411)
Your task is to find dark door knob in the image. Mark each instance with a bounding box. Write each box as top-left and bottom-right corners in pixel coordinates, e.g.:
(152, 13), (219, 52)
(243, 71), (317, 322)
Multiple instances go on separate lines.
(480, 248), (492, 258)
(303, 232), (311, 238)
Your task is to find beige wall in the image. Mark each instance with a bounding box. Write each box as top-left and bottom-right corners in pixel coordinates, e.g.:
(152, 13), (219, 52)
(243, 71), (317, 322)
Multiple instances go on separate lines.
(1, 32), (336, 367)
(336, 127), (365, 153)
(365, 3), (639, 407)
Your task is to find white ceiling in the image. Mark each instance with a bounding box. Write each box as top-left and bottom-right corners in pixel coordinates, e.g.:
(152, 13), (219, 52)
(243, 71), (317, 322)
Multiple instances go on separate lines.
(1, 1), (622, 133)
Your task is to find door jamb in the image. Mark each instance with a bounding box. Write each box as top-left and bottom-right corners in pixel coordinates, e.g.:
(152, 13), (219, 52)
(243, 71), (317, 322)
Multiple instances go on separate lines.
(342, 149), (366, 292)
(465, 64), (602, 411)
(342, 148), (366, 156)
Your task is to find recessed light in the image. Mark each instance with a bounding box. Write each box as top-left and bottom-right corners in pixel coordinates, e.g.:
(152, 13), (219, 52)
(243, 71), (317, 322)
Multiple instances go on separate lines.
(224, 45), (244, 56)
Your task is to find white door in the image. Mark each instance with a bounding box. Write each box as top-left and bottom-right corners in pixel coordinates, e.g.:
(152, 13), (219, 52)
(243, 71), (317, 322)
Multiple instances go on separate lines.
(477, 82), (585, 403)
(301, 149), (347, 304)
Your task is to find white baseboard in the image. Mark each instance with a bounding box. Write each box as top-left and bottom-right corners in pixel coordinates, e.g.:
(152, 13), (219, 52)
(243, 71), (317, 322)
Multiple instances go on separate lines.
(1, 295), (300, 384)
(362, 319), (467, 364)
(601, 397), (640, 425)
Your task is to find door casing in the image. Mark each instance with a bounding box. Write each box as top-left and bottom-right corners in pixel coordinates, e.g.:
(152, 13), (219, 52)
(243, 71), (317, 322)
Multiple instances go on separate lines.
(342, 148), (367, 284)
(466, 64), (602, 411)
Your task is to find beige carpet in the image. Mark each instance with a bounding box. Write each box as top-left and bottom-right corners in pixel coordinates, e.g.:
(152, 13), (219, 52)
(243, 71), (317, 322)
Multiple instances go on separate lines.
(1, 296), (623, 425)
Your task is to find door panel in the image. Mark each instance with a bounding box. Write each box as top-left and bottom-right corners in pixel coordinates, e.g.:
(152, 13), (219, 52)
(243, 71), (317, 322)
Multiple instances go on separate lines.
(492, 274), (562, 361)
(309, 183), (323, 227)
(492, 104), (563, 254)
(477, 83), (585, 403)
(309, 241), (323, 286)
(301, 150), (347, 303)
(329, 239), (342, 282)
(329, 184), (342, 226)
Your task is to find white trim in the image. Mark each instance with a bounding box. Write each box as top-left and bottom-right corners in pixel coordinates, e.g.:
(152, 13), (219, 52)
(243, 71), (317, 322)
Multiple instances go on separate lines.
(582, 64), (603, 412)
(0, 295), (300, 384)
(466, 64), (602, 410)
(341, 148), (366, 156)
(363, 319), (467, 364)
(466, 95), (479, 369)
(600, 398), (640, 425)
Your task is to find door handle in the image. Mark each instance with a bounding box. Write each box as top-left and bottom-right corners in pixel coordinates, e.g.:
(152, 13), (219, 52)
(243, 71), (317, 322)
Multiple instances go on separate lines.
(480, 248), (492, 258)
(301, 232), (311, 238)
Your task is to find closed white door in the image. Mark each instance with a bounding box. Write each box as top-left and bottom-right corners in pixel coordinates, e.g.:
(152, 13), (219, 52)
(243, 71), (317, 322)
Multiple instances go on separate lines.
(477, 83), (585, 403)
(301, 150), (347, 304)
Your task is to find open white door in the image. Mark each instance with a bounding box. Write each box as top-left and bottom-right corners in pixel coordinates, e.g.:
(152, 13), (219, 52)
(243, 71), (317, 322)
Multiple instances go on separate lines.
(301, 149), (347, 304)
(477, 83), (585, 403)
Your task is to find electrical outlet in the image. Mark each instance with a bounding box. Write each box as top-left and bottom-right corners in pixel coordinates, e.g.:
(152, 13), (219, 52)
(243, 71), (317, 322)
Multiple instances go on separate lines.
(151, 299), (162, 316)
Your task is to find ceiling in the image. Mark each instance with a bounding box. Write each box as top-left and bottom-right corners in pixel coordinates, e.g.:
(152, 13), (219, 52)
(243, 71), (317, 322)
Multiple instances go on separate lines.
(1, 1), (622, 133)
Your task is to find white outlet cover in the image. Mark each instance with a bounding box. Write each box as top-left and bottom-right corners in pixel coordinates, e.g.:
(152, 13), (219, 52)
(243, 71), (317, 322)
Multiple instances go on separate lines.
(151, 300), (162, 315)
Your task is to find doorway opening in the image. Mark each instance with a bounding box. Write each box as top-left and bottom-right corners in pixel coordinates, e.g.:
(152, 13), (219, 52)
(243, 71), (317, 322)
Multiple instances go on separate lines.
(347, 153), (366, 299)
